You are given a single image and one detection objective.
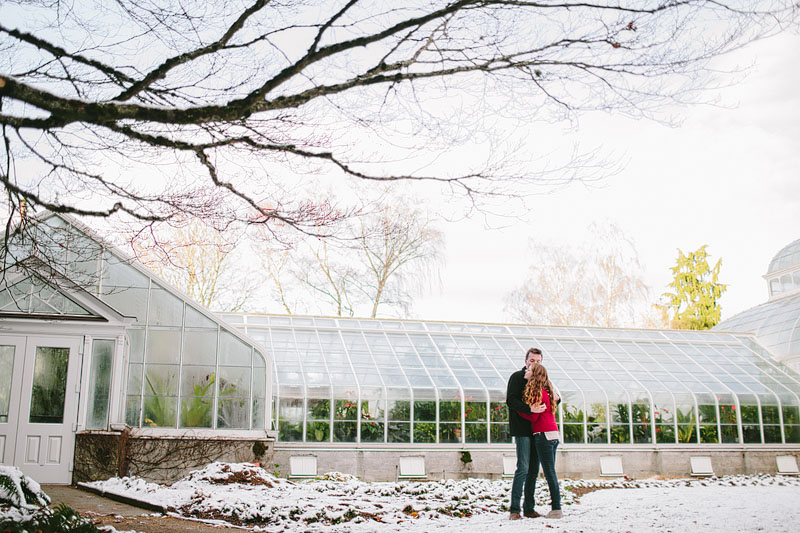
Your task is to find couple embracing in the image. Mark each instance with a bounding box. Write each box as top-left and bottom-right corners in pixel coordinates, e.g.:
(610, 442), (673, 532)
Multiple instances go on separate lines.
(506, 347), (563, 520)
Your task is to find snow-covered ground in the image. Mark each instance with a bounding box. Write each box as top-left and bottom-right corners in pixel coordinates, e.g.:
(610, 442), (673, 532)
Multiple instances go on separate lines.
(81, 463), (800, 532)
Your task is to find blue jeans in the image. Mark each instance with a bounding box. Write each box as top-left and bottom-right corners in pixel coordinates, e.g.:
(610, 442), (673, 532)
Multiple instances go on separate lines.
(532, 433), (561, 510)
(509, 436), (537, 514)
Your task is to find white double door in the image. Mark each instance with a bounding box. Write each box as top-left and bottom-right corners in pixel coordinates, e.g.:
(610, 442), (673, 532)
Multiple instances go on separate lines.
(0, 334), (83, 484)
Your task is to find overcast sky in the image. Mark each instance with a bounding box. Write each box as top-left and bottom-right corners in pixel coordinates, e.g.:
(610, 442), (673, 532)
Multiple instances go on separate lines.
(414, 30), (800, 326)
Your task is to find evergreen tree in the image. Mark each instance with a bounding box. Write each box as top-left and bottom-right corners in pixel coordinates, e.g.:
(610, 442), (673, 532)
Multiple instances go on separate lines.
(663, 245), (727, 330)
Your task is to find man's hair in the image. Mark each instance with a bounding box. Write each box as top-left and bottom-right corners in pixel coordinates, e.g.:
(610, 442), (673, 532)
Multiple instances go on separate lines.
(525, 347), (543, 360)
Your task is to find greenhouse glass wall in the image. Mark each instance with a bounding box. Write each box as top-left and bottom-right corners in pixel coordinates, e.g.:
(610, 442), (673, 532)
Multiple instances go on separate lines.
(226, 314), (800, 447)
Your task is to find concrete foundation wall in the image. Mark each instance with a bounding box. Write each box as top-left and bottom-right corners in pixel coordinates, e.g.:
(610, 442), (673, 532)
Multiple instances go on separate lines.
(75, 432), (800, 483)
(74, 431), (275, 484)
(273, 444), (800, 481)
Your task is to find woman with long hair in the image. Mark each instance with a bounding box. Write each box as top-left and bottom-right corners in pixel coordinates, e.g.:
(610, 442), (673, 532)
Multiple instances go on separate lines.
(518, 363), (562, 519)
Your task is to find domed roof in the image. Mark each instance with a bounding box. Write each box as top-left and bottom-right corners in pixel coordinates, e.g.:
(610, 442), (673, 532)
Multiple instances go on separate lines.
(767, 238), (800, 275)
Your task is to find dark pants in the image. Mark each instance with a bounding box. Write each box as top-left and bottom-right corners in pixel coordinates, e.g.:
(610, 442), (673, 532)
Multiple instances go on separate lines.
(531, 433), (561, 510)
(509, 436), (536, 514)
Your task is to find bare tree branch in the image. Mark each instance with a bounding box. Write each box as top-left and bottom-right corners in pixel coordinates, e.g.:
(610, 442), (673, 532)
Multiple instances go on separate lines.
(0, 0), (796, 234)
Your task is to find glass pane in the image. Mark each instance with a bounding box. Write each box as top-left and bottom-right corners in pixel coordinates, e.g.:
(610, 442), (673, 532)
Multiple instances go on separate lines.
(86, 339), (114, 430)
(252, 365), (267, 400)
(180, 397), (213, 428)
(183, 329), (217, 365)
(142, 396), (177, 427)
(29, 346), (69, 424)
(700, 424), (719, 443)
(610, 424), (630, 444)
(466, 423), (487, 443)
(307, 421), (330, 442)
(490, 402), (508, 422)
(185, 305), (217, 329)
(387, 400), (410, 422)
(279, 398), (303, 422)
(563, 424), (584, 443)
(144, 364), (178, 396)
(219, 330), (251, 366)
(587, 424), (607, 444)
(413, 422), (436, 443)
(333, 421), (357, 442)
(762, 405), (780, 425)
(388, 421), (410, 443)
(128, 328), (145, 363)
(440, 422), (461, 443)
(360, 420), (385, 442)
(0, 346), (15, 423)
(414, 401), (436, 422)
(783, 405), (800, 427)
(217, 397), (249, 429)
(126, 362), (143, 397)
(742, 425), (761, 443)
(100, 254), (149, 323)
(148, 285), (184, 327)
(252, 396), (266, 430)
(764, 425), (781, 443)
(465, 401), (487, 422)
(740, 404), (760, 424)
(219, 366), (251, 399)
(125, 395), (141, 426)
(490, 423), (511, 443)
(180, 366), (216, 397)
(334, 399), (358, 421)
(308, 399), (330, 420)
(103, 287), (149, 324)
(279, 420), (303, 441)
(439, 401), (461, 422)
(146, 328), (181, 364)
(656, 424), (676, 443)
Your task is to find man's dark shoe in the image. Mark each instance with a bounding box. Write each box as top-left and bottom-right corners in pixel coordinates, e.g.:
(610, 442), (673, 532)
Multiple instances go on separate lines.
(524, 511), (541, 518)
(509, 513), (522, 520)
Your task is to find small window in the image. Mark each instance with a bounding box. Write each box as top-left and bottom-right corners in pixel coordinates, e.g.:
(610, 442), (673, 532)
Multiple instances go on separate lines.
(781, 274), (793, 293)
(289, 455), (317, 478)
(502, 455), (516, 477)
(600, 455), (624, 477)
(398, 456), (426, 479)
(690, 456), (714, 477)
(770, 278), (782, 296)
(776, 455), (800, 475)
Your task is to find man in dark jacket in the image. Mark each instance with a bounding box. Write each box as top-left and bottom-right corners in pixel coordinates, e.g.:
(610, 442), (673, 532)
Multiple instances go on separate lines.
(506, 347), (546, 520)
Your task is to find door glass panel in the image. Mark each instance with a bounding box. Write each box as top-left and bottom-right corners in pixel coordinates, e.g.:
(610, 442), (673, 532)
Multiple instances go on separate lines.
(29, 346), (70, 424)
(0, 345), (15, 423)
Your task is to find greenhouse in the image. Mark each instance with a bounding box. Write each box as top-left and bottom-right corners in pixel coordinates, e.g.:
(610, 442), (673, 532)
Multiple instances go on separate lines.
(226, 314), (800, 448)
(715, 238), (800, 371)
(0, 213), (271, 484)
(2, 212), (800, 482)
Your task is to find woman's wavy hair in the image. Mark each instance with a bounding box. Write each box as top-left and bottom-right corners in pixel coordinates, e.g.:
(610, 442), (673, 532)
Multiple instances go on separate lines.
(522, 363), (555, 407)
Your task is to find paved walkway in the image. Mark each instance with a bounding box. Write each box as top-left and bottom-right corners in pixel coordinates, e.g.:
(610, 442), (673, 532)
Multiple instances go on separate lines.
(43, 485), (241, 532)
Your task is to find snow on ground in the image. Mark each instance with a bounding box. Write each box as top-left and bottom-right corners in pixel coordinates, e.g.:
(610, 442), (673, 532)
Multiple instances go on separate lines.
(84, 463), (800, 532)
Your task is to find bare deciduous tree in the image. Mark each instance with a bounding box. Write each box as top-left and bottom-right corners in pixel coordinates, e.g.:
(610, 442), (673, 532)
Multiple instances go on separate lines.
(255, 197), (443, 317)
(505, 222), (665, 328)
(132, 219), (256, 312)
(1, 1), (796, 235)
(356, 202), (444, 318)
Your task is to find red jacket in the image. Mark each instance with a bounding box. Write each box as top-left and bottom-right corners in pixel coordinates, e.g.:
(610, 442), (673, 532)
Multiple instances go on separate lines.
(518, 388), (558, 433)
